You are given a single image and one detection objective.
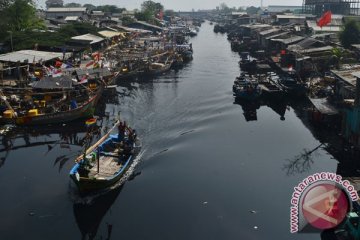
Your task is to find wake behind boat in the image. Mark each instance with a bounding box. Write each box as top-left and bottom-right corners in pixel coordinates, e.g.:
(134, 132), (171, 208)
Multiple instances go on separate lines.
(70, 120), (141, 193)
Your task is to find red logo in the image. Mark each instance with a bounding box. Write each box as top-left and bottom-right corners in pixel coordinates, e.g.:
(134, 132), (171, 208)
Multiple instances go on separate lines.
(301, 183), (349, 230)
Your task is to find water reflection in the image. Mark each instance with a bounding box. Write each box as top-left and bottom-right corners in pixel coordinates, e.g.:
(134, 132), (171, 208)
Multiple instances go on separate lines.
(234, 98), (260, 121)
(283, 143), (324, 176)
(234, 97), (289, 122)
(0, 122), (100, 170)
(73, 187), (122, 240)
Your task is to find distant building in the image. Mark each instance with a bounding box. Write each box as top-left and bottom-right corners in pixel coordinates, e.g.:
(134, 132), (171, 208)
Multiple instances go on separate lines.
(275, 14), (306, 24)
(45, 0), (63, 9)
(46, 7), (88, 20)
(303, 0), (360, 16)
(267, 5), (303, 14)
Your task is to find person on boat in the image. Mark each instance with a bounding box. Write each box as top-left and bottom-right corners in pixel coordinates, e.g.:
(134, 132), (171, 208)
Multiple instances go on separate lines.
(118, 121), (125, 141)
(128, 129), (137, 145)
(123, 142), (132, 159)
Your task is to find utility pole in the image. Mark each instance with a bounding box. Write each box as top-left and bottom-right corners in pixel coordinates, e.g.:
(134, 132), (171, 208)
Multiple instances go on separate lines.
(7, 31), (13, 52)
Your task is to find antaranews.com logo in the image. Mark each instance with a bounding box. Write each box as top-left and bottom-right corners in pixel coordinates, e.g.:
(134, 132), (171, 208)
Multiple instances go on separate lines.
(290, 172), (359, 233)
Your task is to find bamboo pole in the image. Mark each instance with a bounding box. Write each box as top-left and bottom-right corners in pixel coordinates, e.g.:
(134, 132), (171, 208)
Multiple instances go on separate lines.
(75, 120), (120, 163)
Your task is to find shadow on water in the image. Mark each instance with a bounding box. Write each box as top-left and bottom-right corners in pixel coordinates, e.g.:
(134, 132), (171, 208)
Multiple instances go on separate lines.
(234, 96), (289, 122)
(73, 186), (123, 240)
(283, 143), (324, 176)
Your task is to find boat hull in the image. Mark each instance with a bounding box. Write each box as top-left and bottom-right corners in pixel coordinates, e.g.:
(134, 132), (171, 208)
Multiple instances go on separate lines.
(1, 84), (103, 126)
(70, 133), (141, 194)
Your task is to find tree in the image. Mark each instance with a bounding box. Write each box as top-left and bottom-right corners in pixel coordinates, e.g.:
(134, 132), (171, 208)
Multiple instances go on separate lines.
(219, 2), (230, 12)
(141, 1), (163, 15)
(83, 4), (96, 11)
(3, 0), (45, 32)
(64, 2), (81, 8)
(94, 5), (125, 13)
(122, 16), (135, 26)
(0, 0), (13, 10)
(164, 9), (175, 17)
(45, 0), (63, 8)
(339, 19), (360, 48)
(246, 6), (260, 15)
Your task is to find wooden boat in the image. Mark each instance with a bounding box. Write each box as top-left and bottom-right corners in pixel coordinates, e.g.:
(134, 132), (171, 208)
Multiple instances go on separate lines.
(233, 75), (261, 101)
(277, 76), (306, 97)
(259, 80), (284, 99)
(69, 121), (141, 193)
(145, 61), (172, 76)
(0, 80), (104, 126)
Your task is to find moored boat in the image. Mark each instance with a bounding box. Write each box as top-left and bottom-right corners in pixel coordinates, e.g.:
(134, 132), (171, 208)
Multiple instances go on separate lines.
(233, 75), (261, 101)
(0, 78), (104, 126)
(70, 121), (141, 193)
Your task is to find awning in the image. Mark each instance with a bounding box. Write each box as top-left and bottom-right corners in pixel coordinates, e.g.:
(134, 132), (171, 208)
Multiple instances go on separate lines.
(0, 50), (72, 63)
(31, 76), (73, 89)
(76, 68), (112, 78)
(309, 98), (339, 115)
(98, 30), (125, 39)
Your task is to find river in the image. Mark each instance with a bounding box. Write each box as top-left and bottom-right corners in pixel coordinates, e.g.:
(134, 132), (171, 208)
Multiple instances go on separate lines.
(0, 22), (340, 240)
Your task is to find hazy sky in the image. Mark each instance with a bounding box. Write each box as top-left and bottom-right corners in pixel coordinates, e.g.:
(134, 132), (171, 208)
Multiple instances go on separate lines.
(36, 0), (303, 11)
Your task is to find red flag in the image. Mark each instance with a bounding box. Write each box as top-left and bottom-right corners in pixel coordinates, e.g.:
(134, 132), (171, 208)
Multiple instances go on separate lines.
(157, 10), (164, 20)
(55, 60), (62, 68)
(91, 52), (100, 61)
(86, 61), (95, 68)
(317, 11), (332, 28)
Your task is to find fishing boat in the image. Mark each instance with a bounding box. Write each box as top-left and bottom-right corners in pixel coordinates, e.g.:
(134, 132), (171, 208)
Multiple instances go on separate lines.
(259, 78), (284, 99)
(233, 75), (261, 101)
(145, 61), (172, 76)
(70, 121), (141, 193)
(0, 77), (104, 126)
(177, 44), (193, 62)
(277, 75), (307, 97)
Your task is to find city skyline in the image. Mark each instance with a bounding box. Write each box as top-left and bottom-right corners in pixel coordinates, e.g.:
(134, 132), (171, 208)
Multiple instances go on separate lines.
(36, 0), (304, 10)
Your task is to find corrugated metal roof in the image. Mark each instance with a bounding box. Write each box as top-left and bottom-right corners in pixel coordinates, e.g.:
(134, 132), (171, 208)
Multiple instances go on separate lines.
(276, 15), (306, 19)
(47, 7), (87, 12)
(265, 31), (290, 40)
(0, 50), (71, 63)
(98, 30), (125, 38)
(271, 36), (305, 44)
(71, 34), (104, 44)
(259, 28), (281, 36)
(31, 76), (73, 89)
(309, 98), (339, 115)
(64, 16), (80, 21)
(307, 20), (342, 32)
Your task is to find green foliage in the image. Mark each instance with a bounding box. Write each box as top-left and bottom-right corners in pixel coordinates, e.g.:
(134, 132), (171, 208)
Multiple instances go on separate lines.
(246, 6), (261, 15)
(136, 1), (163, 22)
(83, 4), (96, 11)
(339, 20), (360, 48)
(141, 1), (163, 13)
(64, 2), (81, 7)
(94, 5), (125, 13)
(135, 9), (153, 22)
(164, 9), (175, 17)
(2, 0), (45, 32)
(3, 23), (100, 51)
(122, 16), (135, 26)
(58, 22), (99, 36)
(219, 3), (230, 12)
(0, 0), (13, 10)
(45, 0), (63, 8)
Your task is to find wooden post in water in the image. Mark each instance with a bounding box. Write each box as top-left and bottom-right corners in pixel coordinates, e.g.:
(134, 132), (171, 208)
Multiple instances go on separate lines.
(97, 148), (100, 173)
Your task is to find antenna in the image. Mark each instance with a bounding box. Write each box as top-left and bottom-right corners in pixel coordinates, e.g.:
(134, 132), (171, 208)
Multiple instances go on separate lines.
(261, 0), (263, 8)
